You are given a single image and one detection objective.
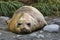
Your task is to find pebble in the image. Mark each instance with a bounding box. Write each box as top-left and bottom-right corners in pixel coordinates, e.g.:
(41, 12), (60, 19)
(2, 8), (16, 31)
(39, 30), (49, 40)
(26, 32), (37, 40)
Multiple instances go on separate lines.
(0, 32), (2, 35)
(0, 16), (9, 21)
(36, 34), (44, 38)
(0, 16), (9, 24)
(40, 30), (43, 33)
(45, 16), (52, 20)
(43, 24), (60, 32)
(13, 36), (16, 38)
(16, 35), (22, 37)
(53, 19), (60, 25)
(29, 33), (37, 37)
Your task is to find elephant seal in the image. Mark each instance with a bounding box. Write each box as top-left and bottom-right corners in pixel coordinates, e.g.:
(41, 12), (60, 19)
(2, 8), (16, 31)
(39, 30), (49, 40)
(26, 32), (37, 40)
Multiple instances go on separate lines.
(7, 6), (47, 34)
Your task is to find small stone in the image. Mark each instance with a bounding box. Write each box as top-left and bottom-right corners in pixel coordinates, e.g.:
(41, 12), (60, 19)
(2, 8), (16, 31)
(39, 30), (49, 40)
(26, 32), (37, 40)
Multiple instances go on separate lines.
(29, 33), (37, 37)
(0, 38), (4, 40)
(0, 16), (9, 24)
(16, 35), (22, 37)
(36, 34), (44, 38)
(0, 16), (9, 21)
(45, 16), (52, 21)
(45, 16), (48, 19)
(53, 19), (60, 25)
(40, 30), (43, 33)
(13, 36), (16, 38)
(0, 32), (2, 35)
(43, 24), (60, 32)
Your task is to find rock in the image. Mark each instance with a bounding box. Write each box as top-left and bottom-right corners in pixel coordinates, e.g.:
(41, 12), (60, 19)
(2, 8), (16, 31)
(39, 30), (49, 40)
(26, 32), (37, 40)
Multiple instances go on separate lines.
(0, 32), (2, 35)
(45, 16), (49, 20)
(45, 16), (53, 24)
(13, 36), (16, 38)
(13, 35), (23, 40)
(0, 16), (9, 21)
(40, 30), (43, 33)
(29, 33), (37, 37)
(36, 34), (44, 38)
(0, 38), (4, 40)
(45, 16), (52, 21)
(0, 16), (9, 24)
(16, 35), (22, 37)
(43, 24), (60, 32)
(52, 19), (60, 25)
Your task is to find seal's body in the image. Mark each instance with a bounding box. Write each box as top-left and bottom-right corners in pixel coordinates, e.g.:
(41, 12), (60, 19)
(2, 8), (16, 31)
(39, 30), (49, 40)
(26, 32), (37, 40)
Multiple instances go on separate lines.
(7, 6), (47, 34)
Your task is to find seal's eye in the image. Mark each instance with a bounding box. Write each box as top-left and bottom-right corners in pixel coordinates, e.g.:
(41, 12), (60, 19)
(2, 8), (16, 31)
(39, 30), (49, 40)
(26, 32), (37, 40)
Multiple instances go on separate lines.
(17, 23), (22, 26)
(17, 23), (22, 27)
(27, 23), (31, 27)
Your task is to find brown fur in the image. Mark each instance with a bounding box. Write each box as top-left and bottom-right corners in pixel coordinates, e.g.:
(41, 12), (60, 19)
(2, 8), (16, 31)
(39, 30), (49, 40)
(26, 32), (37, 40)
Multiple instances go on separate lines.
(7, 6), (47, 34)
(18, 0), (37, 5)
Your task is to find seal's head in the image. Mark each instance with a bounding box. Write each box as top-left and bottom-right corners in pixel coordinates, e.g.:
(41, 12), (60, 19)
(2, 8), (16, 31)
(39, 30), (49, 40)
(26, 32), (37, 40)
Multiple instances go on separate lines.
(15, 13), (38, 33)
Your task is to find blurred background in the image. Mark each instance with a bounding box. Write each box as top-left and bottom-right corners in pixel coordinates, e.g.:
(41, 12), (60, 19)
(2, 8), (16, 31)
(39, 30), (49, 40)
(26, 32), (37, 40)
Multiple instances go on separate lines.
(0, 0), (60, 17)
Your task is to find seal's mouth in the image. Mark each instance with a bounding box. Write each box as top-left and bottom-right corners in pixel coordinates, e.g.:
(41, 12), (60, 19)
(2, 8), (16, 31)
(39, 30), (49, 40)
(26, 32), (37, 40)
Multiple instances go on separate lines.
(20, 28), (31, 34)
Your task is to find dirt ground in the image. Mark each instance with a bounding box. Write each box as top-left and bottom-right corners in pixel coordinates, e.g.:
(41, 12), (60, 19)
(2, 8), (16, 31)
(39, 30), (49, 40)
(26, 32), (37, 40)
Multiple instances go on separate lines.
(0, 16), (60, 40)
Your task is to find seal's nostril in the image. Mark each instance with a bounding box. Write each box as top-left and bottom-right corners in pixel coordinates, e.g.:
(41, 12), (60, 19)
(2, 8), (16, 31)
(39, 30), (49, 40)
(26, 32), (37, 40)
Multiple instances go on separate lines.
(21, 28), (26, 31)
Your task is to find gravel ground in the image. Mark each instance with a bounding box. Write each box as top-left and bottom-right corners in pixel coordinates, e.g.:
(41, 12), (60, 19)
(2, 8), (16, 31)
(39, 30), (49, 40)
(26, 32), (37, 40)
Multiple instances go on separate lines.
(0, 16), (60, 40)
